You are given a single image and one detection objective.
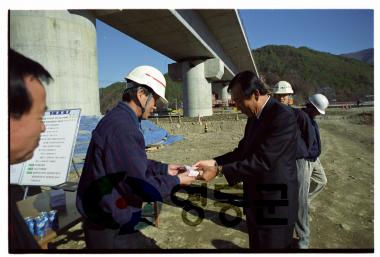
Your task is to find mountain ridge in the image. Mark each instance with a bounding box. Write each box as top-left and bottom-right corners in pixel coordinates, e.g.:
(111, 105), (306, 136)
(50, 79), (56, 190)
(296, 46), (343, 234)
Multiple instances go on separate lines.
(99, 45), (373, 114)
(340, 48), (374, 64)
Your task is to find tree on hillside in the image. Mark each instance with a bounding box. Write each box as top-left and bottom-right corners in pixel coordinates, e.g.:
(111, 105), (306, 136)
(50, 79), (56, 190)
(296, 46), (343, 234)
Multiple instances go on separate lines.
(99, 75), (184, 114)
(253, 45), (373, 101)
(164, 74), (183, 109)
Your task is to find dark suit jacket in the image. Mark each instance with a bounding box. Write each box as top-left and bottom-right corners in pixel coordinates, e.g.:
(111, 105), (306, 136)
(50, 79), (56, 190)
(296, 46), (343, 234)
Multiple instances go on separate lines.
(214, 97), (298, 228)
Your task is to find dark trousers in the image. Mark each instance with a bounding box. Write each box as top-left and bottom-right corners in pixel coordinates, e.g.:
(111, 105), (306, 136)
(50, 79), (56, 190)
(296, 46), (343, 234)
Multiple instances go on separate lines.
(83, 220), (158, 249)
(246, 208), (294, 250)
(248, 224), (294, 250)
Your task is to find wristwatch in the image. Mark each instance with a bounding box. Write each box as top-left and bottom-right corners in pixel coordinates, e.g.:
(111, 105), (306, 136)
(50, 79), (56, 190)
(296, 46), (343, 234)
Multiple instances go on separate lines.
(216, 165), (224, 177)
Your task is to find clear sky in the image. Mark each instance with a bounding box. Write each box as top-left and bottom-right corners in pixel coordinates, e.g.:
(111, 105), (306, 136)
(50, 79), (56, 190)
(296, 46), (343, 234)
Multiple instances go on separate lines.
(96, 9), (374, 88)
(240, 9), (374, 54)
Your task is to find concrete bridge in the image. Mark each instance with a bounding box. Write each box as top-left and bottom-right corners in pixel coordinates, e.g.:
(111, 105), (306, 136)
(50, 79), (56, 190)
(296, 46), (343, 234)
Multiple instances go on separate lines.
(10, 9), (258, 116)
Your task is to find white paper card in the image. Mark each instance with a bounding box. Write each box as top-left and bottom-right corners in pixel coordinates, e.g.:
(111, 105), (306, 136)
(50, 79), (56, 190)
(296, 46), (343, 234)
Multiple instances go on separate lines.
(185, 165), (199, 177)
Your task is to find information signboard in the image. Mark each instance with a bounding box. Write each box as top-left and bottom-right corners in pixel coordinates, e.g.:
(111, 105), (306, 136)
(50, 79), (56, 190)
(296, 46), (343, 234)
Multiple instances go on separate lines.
(10, 109), (81, 186)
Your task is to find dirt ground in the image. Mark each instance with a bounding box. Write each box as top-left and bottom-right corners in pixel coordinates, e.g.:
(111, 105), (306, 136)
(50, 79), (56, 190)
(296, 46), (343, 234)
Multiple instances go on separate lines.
(51, 107), (374, 250)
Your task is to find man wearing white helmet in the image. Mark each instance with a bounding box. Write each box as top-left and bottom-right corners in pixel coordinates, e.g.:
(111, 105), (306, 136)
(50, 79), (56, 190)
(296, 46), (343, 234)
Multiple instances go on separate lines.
(124, 65), (169, 118)
(272, 80), (323, 249)
(272, 81), (294, 105)
(272, 80), (320, 249)
(76, 65), (195, 249)
(294, 93), (329, 249)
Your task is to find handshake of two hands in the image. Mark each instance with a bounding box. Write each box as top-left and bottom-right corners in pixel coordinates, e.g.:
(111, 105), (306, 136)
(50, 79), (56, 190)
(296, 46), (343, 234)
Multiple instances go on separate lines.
(167, 159), (220, 185)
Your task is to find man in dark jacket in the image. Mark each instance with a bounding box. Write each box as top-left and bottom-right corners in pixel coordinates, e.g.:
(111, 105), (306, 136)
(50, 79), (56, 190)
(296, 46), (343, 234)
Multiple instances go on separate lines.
(9, 49), (53, 251)
(271, 79), (315, 249)
(195, 71), (298, 250)
(294, 94), (329, 249)
(292, 107), (314, 249)
(76, 66), (195, 249)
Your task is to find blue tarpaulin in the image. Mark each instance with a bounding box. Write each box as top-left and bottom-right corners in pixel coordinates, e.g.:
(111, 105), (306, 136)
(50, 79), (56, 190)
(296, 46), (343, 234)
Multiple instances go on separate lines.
(141, 120), (184, 146)
(71, 116), (184, 172)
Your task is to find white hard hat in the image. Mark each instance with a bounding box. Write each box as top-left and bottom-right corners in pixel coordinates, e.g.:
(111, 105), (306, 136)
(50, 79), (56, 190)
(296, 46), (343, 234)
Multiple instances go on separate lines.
(273, 81), (294, 94)
(308, 93), (329, 114)
(125, 65), (168, 103)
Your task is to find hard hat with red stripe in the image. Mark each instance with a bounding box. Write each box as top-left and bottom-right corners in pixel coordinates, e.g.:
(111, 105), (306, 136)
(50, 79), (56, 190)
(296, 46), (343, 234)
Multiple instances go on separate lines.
(125, 65), (168, 103)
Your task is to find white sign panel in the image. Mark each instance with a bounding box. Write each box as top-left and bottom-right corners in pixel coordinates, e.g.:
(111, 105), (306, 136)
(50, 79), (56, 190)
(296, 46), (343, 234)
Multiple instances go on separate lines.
(10, 162), (24, 185)
(16, 109), (81, 186)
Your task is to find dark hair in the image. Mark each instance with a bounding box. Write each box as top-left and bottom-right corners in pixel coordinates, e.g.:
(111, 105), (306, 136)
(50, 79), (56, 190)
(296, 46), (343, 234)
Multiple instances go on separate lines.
(122, 81), (153, 102)
(9, 49), (53, 119)
(306, 102), (317, 112)
(228, 71), (270, 98)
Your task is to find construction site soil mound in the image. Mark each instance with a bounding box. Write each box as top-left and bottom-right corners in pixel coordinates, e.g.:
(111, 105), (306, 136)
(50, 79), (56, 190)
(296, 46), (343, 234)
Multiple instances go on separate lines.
(52, 107), (374, 250)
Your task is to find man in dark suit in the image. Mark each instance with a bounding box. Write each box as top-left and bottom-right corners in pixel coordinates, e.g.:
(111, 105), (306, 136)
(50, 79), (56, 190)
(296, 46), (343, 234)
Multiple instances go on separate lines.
(195, 71), (298, 250)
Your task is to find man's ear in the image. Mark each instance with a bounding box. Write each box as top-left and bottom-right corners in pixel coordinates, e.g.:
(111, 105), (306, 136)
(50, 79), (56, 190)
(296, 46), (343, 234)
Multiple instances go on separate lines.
(136, 87), (146, 101)
(254, 89), (260, 100)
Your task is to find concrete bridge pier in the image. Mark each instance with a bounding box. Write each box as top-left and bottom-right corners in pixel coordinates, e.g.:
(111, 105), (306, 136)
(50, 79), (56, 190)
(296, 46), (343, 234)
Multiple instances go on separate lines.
(10, 10), (100, 115)
(169, 58), (224, 117)
(213, 82), (231, 106)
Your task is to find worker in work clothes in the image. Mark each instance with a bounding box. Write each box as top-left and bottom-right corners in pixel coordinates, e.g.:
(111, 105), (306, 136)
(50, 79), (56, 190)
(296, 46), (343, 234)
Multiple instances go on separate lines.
(294, 93), (329, 249)
(76, 65), (195, 249)
(272, 80), (294, 106)
(273, 81), (312, 248)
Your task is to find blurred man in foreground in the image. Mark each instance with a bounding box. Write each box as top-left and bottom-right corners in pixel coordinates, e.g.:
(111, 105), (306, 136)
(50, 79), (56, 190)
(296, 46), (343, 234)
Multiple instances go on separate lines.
(9, 49), (53, 250)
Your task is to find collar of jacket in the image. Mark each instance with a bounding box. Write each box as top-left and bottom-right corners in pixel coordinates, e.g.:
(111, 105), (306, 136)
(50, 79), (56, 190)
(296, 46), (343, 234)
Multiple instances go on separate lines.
(257, 96), (275, 120)
(256, 95), (271, 119)
(117, 101), (141, 128)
